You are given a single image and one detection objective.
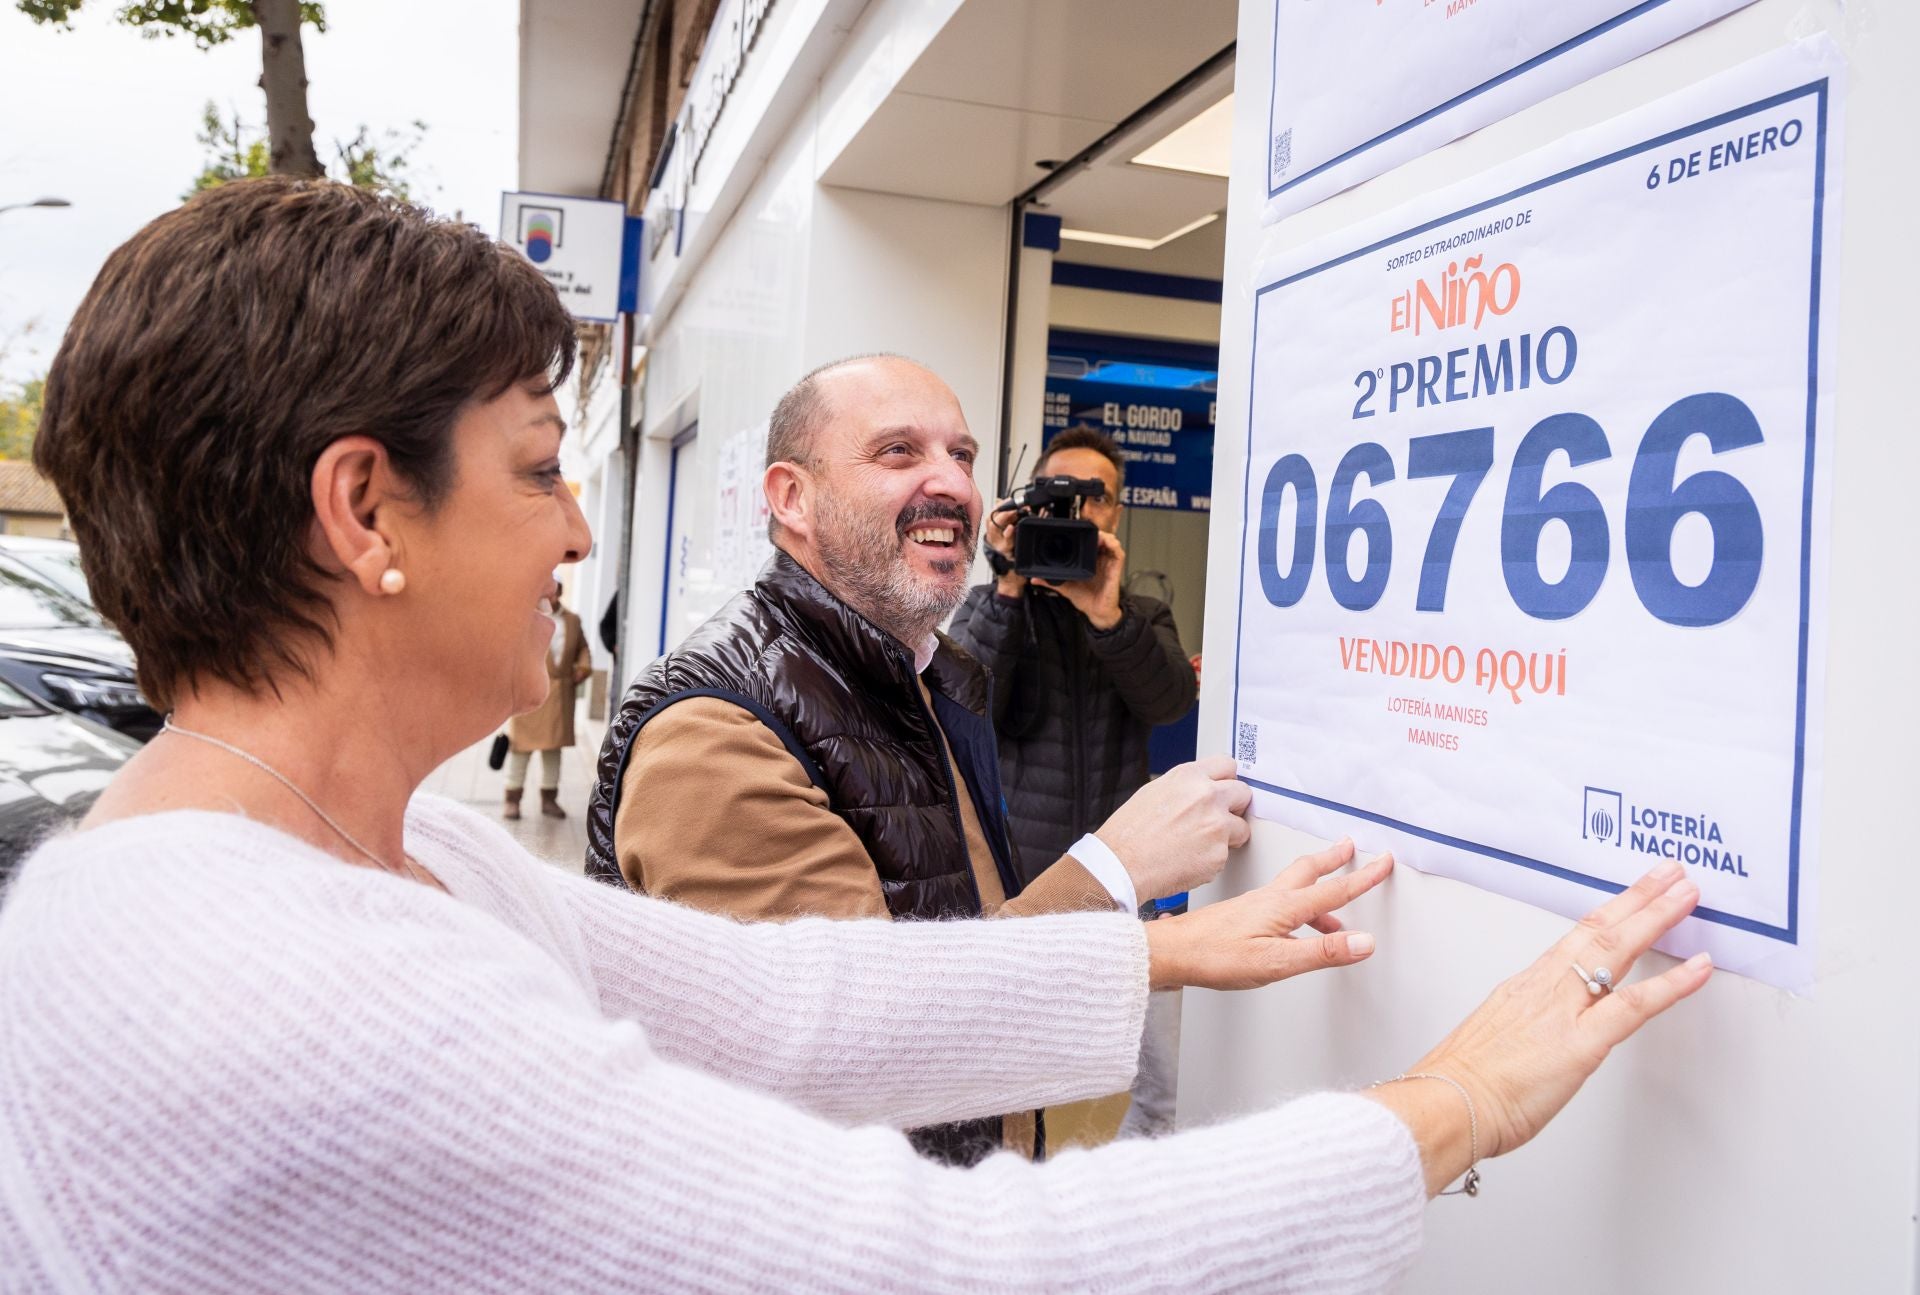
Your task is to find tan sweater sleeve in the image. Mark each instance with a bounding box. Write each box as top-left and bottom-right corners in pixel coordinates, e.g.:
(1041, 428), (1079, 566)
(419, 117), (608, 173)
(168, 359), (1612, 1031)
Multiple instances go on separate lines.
(994, 856), (1123, 918)
(614, 696), (890, 922)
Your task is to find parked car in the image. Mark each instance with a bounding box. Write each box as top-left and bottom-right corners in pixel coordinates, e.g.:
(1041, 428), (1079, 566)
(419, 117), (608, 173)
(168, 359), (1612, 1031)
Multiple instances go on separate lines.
(0, 553), (160, 743)
(0, 675), (136, 885)
(0, 536), (92, 606)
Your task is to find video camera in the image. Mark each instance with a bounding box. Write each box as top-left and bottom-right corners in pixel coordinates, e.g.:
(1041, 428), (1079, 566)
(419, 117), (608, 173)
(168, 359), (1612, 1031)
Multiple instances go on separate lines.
(998, 475), (1106, 582)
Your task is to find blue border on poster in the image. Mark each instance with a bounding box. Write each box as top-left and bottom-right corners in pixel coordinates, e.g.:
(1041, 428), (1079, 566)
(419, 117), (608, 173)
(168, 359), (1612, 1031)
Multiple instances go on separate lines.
(1233, 79), (1828, 944)
(1268, 0), (1682, 202)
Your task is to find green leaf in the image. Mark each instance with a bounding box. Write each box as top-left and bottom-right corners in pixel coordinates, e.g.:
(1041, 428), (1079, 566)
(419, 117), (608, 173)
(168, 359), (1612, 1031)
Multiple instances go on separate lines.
(0, 376), (46, 461)
(186, 102), (429, 202)
(15, 1), (327, 48)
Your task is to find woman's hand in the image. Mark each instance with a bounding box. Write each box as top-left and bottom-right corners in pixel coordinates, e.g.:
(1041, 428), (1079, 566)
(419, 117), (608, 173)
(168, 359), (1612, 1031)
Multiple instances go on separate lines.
(1145, 839), (1393, 991)
(1370, 860), (1712, 1194)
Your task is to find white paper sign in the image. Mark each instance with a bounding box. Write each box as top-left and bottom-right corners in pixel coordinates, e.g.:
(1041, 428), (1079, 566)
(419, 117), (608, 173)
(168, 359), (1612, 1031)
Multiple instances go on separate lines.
(712, 421), (774, 594)
(1264, 0), (1760, 224)
(499, 191), (629, 323)
(1232, 41), (1841, 990)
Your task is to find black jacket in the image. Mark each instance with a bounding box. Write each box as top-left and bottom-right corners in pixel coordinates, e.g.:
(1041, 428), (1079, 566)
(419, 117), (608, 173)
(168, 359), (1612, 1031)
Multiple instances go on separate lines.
(587, 551), (1022, 919)
(948, 584), (1196, 875)
(585, 552), (1026, 1166)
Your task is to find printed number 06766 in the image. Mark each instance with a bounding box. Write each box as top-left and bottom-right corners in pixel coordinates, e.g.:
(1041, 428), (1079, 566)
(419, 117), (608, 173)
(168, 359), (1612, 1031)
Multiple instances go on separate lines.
(1254, 392), (1765, 627)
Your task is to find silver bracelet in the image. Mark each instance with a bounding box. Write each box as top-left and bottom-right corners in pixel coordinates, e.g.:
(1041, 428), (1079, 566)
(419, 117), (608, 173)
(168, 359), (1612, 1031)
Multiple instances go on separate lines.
(1370, 1071), (1481, 1197)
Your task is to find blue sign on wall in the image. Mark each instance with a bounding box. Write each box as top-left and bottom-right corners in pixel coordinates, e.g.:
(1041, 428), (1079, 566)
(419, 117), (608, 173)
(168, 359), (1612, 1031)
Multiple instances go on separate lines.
(1043, 354), (1216, 512)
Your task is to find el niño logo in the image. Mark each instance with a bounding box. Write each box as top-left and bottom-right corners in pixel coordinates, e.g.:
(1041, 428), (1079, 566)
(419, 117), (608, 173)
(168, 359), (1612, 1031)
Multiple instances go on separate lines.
(1389, 255), (1521, 337)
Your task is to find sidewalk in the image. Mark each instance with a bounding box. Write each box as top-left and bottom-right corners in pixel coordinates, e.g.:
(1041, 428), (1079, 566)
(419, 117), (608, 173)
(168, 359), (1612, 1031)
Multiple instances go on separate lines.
(420, 708), (606, 875)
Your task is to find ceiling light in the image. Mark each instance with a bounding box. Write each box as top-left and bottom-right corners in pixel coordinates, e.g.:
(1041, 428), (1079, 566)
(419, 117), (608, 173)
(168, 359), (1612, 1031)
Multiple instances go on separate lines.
(1057, 212), (1219, 251)
(1130, 94), (1233, 179)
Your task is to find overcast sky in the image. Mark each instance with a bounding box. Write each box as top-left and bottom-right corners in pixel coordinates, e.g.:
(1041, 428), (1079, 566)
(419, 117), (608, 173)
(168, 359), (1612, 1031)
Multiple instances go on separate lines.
(0, 0), (520, 388)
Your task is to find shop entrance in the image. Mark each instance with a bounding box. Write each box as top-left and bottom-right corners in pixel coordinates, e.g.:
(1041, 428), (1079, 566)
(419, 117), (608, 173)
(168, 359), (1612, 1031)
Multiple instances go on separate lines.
(1000, 53), (1232, 768)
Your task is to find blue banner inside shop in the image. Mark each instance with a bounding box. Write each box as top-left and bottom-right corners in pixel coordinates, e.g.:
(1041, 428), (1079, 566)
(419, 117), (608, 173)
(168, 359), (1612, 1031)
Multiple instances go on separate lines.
(1043, 330), (1217, 514)
(1042, 330), (1216, 773)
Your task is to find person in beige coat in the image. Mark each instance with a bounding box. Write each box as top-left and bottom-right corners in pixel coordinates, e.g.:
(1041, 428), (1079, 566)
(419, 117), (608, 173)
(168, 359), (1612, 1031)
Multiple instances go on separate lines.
(505, 576), (592, 820)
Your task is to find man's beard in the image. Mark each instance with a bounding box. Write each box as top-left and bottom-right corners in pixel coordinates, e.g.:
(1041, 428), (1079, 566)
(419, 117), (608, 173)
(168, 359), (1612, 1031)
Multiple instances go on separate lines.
(813, 487), (976, 647)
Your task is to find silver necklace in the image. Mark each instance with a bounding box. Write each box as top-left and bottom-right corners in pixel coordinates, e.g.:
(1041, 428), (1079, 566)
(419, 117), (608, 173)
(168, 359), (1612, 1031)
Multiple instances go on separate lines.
(161, 716), (427, 885)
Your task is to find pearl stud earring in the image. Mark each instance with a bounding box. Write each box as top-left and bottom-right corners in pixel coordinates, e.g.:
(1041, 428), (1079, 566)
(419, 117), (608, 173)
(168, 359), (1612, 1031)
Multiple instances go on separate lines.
(379, 568), (407, 595)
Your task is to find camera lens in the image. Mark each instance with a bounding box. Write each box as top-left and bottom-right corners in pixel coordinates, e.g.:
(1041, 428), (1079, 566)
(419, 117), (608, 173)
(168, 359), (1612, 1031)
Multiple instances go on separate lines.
(1013, 515), (1100, 582)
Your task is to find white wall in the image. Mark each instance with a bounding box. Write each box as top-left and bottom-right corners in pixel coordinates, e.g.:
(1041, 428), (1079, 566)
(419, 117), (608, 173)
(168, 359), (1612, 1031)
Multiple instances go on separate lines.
(1181, 3), (1920, 1291)
(804, 183), (1007, 435)
(1118, 508), (1209, 656)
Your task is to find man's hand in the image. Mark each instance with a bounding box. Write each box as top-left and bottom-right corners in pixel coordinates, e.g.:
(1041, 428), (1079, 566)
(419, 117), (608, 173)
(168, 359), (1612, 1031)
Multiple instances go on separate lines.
(1032, 531), (1125, 630)
(1089, 755), (1251, 903)
(1145, 840), (1393, 990)
(985, 502), (1026, 598)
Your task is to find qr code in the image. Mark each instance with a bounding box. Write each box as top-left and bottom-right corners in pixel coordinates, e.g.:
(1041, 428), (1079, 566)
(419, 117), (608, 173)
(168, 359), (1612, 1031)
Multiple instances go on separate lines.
(1271, 128), (1293, 178)
(1235, 722), (1259, 764)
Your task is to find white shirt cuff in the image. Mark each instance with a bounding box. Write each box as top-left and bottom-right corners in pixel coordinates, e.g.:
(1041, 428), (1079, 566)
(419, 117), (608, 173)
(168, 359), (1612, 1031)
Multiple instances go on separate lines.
(1069, 832), (1137, 914)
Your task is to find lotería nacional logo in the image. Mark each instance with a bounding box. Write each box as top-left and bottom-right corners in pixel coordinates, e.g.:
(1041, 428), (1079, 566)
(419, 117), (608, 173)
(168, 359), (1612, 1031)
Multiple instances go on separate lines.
(1580, 788), (1750, 876)
(1582, 787), (1623, 847)
(1389, 254), (1521, 337)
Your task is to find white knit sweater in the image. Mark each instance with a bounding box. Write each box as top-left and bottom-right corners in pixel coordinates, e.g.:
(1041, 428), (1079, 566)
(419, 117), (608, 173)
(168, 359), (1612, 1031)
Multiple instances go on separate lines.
(0, 796), (1425, 1293)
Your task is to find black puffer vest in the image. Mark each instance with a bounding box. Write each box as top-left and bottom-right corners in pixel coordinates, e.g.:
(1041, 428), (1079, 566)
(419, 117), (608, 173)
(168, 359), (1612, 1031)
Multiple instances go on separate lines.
(585, 552), (1029, 1165)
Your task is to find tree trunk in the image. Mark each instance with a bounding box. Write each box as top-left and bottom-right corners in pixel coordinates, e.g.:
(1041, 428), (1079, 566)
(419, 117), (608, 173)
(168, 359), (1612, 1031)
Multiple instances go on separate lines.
(254, 0), (322, 178)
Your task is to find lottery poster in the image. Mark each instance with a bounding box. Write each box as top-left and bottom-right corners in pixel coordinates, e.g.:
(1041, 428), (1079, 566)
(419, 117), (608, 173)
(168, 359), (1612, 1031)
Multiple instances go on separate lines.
(1264, 0), (1760, 223)
(1233, 40), (1842, 990)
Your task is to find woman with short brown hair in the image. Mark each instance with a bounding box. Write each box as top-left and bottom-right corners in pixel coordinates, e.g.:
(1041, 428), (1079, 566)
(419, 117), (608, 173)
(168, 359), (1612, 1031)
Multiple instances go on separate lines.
(0, 177), (1709, 1293)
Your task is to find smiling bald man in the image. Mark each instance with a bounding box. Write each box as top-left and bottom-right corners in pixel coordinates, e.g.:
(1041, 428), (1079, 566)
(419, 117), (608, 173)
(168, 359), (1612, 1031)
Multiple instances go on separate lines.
(585, 354), (1245, 1166)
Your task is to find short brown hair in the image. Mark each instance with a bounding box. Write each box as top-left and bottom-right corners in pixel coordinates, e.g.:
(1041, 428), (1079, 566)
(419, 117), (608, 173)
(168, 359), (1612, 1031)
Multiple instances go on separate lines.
(764, 352), (911, 470)
(1038, 424), (1125, 487)
(35, 177), (576, 707)
(763, 352), (911, 539)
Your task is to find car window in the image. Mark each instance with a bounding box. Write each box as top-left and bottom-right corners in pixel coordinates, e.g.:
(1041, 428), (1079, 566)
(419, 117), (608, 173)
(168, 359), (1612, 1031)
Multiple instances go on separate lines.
(0, 556), (102, 629)
(24, 552), (93, 605)
(0, 676), (41, 714)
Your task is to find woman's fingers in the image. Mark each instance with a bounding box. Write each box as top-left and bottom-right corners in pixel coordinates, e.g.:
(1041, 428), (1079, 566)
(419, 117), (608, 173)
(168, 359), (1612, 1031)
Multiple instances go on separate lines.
(1562, 876), (1700, 998)
(1584, 952), (1713, 1049)
(1286, 851), (1394, 925)
(1267, 929), (1378, 980)
(1273, 837), (1357, 891)
(1307, 911), (1344, 934)
(1378, 876), (1714, 1165)
(1562, 860), (1685, 950)
(1596, 876), (1700, 965)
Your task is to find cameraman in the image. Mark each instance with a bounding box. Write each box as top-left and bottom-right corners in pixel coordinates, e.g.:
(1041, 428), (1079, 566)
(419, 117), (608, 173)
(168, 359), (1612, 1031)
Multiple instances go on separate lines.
(950, 425), (1198, 894)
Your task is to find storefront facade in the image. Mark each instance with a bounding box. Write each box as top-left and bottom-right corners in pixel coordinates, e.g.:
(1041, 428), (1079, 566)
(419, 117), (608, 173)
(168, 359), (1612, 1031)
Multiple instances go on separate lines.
(520, 0), (1235, 693)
